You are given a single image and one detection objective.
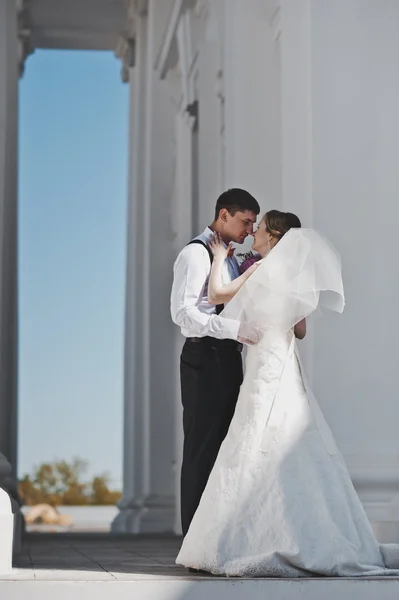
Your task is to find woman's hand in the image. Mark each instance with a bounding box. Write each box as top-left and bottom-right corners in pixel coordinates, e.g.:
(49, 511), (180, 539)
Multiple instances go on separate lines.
(208, 232), (232, 261)
(294, 318), (306, 340)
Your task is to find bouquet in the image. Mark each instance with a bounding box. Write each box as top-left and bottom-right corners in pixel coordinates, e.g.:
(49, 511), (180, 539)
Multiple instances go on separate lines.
(236, 251), (261, 274)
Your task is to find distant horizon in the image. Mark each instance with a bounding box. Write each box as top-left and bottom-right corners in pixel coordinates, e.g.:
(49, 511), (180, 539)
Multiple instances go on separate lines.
(18, 455), (122, 490)
(18, 49), (129, 489)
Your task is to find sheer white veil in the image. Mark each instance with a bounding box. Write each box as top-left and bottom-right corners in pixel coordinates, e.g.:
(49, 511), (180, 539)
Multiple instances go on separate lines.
(222, 228), (345, 332)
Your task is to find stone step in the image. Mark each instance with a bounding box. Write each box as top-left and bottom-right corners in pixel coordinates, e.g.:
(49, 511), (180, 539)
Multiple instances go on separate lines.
(2, 534), (398, 600)
(1, 575), (399, 600)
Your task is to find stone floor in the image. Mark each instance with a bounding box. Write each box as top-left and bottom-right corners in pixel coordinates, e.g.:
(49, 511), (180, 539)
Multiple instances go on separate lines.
(1, 534), (399, 600)
(9, 533), (186, 580)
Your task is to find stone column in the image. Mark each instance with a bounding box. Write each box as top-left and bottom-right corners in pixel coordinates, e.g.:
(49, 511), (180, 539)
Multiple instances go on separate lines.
(139, 0), (176, 532)
(113, 0), (177, 533)
(279, 0), (312, 225)
(277, 0), (315, 378)
(112, 12), (149, 533)
(195, 3), (224, 229)
(0, 0), (22, 552)
(0, 0), (19, 493)
(222, 0), (282, 208)
(171, 109), (197, 534)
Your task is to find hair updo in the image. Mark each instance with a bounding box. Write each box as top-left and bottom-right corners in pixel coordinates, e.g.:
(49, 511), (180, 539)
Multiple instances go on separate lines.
(264, 210), (301, 240)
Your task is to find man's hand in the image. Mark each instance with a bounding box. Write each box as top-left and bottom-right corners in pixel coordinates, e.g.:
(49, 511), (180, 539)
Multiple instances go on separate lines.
(237, 321), (263, 345)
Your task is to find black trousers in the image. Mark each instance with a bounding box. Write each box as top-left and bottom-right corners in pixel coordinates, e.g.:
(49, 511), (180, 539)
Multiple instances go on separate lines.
(180, 337), (243, 536)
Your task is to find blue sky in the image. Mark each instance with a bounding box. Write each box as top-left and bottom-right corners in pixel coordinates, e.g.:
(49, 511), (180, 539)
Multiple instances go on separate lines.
(18, 50), (129, 488)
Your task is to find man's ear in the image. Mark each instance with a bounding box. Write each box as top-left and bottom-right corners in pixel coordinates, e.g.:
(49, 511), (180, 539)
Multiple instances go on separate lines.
(219, 208), (228, 222)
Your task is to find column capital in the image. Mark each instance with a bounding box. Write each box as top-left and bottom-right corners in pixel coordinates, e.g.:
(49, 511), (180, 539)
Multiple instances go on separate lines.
(114, 0), (137, 83)
(16, 0), (35, 77)
(115, 36), (136, 83)
(154, 0), (184, 80)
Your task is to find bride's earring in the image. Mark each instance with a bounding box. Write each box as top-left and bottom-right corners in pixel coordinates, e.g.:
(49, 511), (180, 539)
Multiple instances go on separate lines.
(267, 238), (271, 253)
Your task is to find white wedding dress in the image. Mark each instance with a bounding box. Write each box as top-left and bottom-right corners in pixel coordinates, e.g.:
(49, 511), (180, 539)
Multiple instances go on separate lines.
(176, 231), (399, 578)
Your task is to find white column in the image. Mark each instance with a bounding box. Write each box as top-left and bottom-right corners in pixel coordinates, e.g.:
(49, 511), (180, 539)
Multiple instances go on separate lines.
(112, 13), (149, 533)
(279, 0), (312, 225)
(222, 0), (282, 211)
(278, 0), (315, 378)
(0, 0), (18, 481)
(196, 6), (223, 229)
(139, 0), (177, 532)
(0, 0), (21, 553)
(114, 0), (177, 533)
(171, 109), (196, 533)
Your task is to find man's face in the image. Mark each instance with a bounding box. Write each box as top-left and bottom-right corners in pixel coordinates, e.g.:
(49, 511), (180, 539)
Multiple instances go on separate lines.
(221, 210), (258, 244)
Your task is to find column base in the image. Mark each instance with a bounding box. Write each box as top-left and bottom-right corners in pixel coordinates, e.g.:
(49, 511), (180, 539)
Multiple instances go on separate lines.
(111, 494), (176, 533)
(111, 498), (144, 534)
(139, 494), (175, 533)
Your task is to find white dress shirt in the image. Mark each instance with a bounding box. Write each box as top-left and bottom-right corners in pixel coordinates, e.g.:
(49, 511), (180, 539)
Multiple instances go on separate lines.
(170, 227), (241, 340)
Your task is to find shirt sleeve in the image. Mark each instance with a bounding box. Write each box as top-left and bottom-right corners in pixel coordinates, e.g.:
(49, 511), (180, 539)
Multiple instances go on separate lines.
(170, 244), (241, 340)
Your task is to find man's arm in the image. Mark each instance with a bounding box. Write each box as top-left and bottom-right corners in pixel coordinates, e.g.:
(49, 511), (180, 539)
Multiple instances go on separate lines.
(170, 245), (240, 340)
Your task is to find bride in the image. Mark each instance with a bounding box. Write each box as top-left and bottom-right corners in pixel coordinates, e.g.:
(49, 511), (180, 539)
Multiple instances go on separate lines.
(176, 210), (399, 577)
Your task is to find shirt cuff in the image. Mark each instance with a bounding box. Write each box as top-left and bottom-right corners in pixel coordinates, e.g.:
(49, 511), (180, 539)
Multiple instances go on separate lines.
(220, 317), (241, 341)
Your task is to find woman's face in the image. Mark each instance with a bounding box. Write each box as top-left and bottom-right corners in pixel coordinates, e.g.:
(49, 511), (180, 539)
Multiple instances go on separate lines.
(252, 217), (274, 256)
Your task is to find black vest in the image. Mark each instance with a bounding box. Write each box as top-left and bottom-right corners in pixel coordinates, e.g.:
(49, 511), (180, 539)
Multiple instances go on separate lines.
(187, 239), (224, 315)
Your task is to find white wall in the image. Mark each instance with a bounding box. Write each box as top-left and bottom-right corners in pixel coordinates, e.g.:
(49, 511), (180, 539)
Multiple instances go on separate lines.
(196, 5), (223, 230)
(258, 0), (399, 529)
(223, 0), (282, 213)
(118, 0), (399, 535)
(151, 0), (399, 534)
(310, 0), (399, 468)
(196, 0), (283, 229)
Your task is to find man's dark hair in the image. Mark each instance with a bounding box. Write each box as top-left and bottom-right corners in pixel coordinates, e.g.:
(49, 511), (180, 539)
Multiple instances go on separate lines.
(214, 188), (260, 221)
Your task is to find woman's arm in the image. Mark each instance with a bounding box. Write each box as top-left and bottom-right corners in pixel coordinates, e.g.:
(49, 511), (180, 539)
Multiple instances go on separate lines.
(208, 259), (257, 304)
(294, 318), (306, 340)
(207, 233), (259, 304)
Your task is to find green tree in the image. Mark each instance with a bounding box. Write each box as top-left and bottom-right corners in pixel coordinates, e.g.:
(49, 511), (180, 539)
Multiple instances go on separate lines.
(18, 458), (121, 507)
(19, 475), (42, 506)
(90, 475), (122, 505)
(53, 459), (89, 504)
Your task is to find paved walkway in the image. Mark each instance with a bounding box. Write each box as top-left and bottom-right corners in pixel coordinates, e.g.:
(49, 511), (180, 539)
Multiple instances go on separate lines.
(7, 533), (187, 581)
(1, 534), (399, 600)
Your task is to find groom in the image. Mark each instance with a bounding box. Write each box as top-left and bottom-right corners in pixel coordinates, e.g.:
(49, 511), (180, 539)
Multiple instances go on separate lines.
(170, 188), (260, 537)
